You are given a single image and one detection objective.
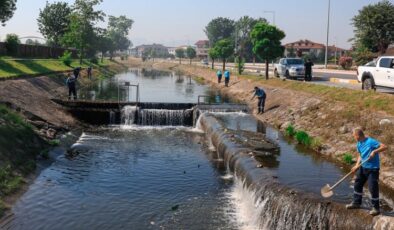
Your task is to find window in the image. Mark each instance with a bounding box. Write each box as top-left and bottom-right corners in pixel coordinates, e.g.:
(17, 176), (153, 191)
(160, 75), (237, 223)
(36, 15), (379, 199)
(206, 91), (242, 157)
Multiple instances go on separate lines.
(379, 58), (392, 68)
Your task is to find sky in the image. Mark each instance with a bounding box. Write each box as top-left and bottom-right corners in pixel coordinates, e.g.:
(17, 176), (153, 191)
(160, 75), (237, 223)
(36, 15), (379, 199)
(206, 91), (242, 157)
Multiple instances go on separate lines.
(0, 0), (387, 49)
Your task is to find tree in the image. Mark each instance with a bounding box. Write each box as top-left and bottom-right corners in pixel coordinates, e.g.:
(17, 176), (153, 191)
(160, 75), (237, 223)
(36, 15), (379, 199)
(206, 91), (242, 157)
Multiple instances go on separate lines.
(62, 0), (105, 64)
(0, 0), (17, 26)
(5, 34), (20, 56)
(96, 30), (112, 62)
(175, 48), (185, 64)
(214, 39), (234, 71)
(186, 46), (196, 65)
(235, 16), (267, 62)
(352, 0), (394, 54)
(204, 17), (235, 47)
(208, 48), (218, 69)
(37, 2), (72, 47)
(106, 15), (133, 58)
(251, 22), (285, 79)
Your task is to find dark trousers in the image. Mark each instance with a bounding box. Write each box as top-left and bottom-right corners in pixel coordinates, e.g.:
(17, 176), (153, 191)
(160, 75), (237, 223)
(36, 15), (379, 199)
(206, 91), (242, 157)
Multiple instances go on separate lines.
(225, 78), (229, 87)
(353, 167), (380, 209)
(68, 86), (77, 100)
(305, 71), (312, 81)
(218, 76), (222, 83)
(258, 96), (266, 113)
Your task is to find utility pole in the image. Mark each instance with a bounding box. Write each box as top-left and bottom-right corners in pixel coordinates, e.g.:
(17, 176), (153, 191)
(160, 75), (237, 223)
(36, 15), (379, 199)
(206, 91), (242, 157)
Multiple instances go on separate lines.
(324, 0), (331, 69)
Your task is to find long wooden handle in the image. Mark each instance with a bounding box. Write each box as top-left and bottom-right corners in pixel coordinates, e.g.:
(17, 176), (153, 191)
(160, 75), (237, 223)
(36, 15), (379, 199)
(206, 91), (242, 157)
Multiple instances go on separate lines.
(330, 159), (369, 190)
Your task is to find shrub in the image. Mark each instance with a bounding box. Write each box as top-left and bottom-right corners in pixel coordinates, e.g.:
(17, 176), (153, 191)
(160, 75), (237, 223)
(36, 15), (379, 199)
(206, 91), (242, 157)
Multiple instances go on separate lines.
(295, 130), (312, 146)
(60, 51), (72, 66)
(90, 57), (99, 64)
(311, 137), (323, 151)
(339, 56), (353, 69)
(235, 56), (245, 75)
(352, 47), (377, 66)
(285, 124), (296, 137)
(342, 153), (354, 165)
(5, 34), (20, 56)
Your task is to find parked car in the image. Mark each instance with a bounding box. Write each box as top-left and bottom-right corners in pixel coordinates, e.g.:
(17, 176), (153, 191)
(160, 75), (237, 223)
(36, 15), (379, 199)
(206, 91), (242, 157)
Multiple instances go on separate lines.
(201, 59), (209, 65)
(274, 58), (305, 79)
(357, 56), (394, 90)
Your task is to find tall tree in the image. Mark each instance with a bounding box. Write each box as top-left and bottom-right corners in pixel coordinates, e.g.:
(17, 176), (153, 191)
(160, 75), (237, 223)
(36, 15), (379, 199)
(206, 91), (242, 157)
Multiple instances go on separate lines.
(37, 2), (72, 47)
(235, 16), (267, 62)
(251, 23), (285, 80)
(0, 0), (17, 26)
(106, 15), (133, 58)
(5, 33), (20, 56)
(96, 30), (112, 62)
(214, 39), (234, 71)
(208, 48), (218, 70)
(175, 48), (185, 64)
(62, 0), (105, 64)
(352, 0), (394, 54)
(186, 46), (196, 65)
(204, 17), (235, 47)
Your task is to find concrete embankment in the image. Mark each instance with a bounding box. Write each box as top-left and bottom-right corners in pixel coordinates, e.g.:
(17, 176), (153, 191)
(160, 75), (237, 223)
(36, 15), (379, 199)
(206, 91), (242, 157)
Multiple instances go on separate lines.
(199, 113), (393, 229)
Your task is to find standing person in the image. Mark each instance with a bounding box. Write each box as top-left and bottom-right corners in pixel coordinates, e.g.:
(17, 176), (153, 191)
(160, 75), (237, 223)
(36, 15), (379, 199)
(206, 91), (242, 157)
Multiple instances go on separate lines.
(216, 70), (222, 84)
(251, 86), (266, 114)
(304, 59), (314, 81)
(346, 128), (387, 216)
(224, 70), (230, 87)
(73, 67), (81, 79)
(87, 66), (92, 79)
(66, 74), (77, 100)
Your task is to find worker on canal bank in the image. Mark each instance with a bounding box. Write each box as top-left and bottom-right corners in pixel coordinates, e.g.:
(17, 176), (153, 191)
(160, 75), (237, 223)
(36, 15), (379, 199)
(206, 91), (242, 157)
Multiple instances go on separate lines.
(87, 66), (92, 79)
(346, 128), (387, 216)
(251, 86), (266, 114)
(224, 70), (230, 87)
(216, 70), (222, 84)
(304, 59), (314, 81)
(73, 67), (81, 79)
(66, 74), (77, 100)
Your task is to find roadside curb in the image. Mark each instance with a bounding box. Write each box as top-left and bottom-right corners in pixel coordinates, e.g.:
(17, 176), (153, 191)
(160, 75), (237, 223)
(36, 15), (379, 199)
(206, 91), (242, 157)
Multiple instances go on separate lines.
(329, 78), (359, 85)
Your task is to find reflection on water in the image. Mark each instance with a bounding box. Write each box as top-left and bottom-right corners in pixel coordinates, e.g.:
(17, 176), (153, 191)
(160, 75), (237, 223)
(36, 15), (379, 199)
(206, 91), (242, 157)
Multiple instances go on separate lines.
(79, 68), (231, 104)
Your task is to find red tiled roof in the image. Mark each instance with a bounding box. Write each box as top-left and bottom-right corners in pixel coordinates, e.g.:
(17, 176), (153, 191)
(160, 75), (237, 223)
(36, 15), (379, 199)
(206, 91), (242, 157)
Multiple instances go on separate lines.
(195, 40), (209, 46)
(285, 39), (325, 49)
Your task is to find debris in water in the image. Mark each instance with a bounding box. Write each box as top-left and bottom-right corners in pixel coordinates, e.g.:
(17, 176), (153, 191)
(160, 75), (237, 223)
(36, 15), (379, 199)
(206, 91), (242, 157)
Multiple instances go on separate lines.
(272, 176), (278, 179)
(197, 164), (200, 168)
(257, 164), (263, 168)
(150, 221), (155, 225)
(171, 205), (179, 211)
(183, 171), (186, 174)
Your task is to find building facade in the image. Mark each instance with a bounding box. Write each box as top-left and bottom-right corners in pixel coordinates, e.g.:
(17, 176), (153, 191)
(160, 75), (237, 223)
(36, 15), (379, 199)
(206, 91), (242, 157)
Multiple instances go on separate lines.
(195, 40), (209, 59)
(131, 44), (169, 58)
(284, 39), (347, 58)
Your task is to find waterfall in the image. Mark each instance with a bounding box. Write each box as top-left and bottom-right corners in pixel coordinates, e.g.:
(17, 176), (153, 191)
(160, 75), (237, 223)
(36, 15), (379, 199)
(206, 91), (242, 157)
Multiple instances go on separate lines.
(138, 109), (192, 126)
(122, 106), (138, 125)
(109, 110), (116, 125)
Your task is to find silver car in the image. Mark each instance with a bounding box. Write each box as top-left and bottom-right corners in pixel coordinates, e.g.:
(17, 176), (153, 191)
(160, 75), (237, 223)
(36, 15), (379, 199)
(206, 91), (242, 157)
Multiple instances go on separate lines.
(274, 58), (305, 79)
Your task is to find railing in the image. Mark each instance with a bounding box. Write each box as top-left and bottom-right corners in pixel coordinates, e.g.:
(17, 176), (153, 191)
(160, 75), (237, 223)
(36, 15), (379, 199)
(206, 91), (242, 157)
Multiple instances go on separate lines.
(118, 81), (140, 103)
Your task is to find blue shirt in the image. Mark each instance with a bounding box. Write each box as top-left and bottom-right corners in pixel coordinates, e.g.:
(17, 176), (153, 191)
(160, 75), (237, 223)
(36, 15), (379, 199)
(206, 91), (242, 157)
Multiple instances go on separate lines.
(224, 71), (230, 78)
(357, 137), (381, 169)
(254, 88), (266, 98)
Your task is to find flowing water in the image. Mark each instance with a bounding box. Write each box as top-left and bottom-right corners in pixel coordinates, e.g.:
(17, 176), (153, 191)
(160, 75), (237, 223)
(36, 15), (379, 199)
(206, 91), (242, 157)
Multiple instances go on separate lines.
(4, 69), (394, 229)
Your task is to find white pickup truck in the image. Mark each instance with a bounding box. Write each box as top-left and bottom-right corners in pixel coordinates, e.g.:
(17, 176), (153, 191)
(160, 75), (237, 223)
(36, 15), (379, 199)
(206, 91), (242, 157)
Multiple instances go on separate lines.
(357, 56), (394, 90)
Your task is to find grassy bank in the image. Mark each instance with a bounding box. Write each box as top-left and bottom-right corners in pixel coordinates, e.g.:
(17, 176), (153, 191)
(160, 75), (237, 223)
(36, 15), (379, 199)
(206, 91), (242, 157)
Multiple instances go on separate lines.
(0, 58), (112, 79)
(0, 105), (47, 216)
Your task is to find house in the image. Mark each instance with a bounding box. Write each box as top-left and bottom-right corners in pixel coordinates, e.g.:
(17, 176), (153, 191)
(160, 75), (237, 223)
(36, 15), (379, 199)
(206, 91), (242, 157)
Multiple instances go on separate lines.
(167, 47), (176, 56)
(195, 40), (209, 59)
(131, 44), (169, 57)
(284, 39), (347, 58)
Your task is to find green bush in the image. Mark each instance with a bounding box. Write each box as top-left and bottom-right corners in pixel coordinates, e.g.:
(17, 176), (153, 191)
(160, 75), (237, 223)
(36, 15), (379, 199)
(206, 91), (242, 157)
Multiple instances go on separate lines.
(342, 153), (354, 165)
(235, 56), (245, 75)
(90, 57), (99, 64)
(295, 130), (312, 146)
(60, 51), (72, 66)
(285, 124), (296, 137)
(5, 34), (20, 56)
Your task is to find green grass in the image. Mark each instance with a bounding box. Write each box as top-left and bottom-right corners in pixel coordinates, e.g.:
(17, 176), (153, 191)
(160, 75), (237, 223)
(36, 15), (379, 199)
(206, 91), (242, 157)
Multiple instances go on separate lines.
(0, 58), (111, 79)
(295, 130), (312, 147)
(285, 124), (296, 137)
(342, 153), (354, 165)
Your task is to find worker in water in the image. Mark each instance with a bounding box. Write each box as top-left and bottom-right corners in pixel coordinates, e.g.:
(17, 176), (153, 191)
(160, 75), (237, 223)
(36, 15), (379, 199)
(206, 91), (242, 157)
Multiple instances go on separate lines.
(346, 128), (387, 216)
(251, 86), (266, 114)
(66, 74), (77, 100)
(216, 70), (222, 84)
(224, 70), (230, 87)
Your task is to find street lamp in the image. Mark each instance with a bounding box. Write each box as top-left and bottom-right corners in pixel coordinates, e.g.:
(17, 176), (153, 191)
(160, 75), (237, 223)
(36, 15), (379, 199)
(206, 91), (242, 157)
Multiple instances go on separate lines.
(324, 0), (331, 69)
(263, 11), (276, 26)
